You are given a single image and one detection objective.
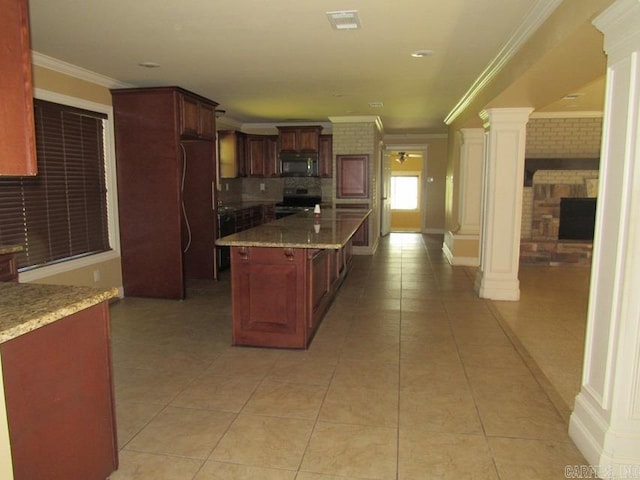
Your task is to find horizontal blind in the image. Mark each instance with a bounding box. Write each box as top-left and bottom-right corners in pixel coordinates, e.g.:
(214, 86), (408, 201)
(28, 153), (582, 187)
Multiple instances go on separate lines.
(0, 99), (110, 270)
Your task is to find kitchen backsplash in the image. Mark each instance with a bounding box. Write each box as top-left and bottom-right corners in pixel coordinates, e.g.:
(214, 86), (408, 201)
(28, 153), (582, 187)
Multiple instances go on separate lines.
(218, 177), (333, 204)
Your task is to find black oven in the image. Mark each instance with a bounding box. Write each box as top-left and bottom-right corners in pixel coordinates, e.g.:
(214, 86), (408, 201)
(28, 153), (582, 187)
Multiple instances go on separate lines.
(275, 188), (321, 218)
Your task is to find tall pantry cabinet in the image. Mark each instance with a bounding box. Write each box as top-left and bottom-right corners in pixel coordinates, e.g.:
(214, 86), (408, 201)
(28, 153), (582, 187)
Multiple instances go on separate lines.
(111, 87), (218, 299)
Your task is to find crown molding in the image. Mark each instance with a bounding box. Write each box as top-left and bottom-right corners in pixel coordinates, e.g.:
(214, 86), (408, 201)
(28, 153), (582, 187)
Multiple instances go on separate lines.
(329, 115), (384, 133)
(530, 111), (604, 119)
(31, 51), (133, 89)
(444, 0), (563, 126)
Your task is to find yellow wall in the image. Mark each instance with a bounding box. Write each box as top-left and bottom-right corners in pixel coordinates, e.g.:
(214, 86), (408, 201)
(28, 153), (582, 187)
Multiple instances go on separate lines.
(23, 64), (123, 291)
(390, 157), (422, 231)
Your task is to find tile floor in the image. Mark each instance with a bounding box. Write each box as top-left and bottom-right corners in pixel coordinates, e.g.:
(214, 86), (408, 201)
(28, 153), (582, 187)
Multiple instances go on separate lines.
(108, 233), (588, 480)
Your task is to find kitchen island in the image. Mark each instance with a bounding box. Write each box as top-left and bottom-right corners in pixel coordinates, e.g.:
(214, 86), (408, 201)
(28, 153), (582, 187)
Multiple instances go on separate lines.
(0, 282), (119, 480)
(216, 209), (370, 348)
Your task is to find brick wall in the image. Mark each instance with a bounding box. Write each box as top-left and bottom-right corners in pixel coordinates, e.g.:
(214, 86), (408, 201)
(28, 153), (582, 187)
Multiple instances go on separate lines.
(526, 117), (602, 158)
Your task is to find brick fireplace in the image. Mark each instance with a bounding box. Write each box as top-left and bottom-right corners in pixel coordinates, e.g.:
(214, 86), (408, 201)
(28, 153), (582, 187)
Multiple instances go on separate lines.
(520, 169), (598, 266)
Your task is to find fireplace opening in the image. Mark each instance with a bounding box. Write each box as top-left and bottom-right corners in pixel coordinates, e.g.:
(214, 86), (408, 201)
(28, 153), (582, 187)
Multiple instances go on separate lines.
(558, 197), (597, 240)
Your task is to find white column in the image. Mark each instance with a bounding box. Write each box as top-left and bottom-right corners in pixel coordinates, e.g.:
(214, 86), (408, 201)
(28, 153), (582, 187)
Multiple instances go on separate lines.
(569, 0), (640, 475)
(457, 128), (485, 234)
(443, 128), (484, 266)
(475, 108), (533, 301)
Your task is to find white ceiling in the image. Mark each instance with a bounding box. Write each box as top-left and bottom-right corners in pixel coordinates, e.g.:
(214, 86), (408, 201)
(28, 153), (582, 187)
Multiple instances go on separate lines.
(27, 0), (596, 133)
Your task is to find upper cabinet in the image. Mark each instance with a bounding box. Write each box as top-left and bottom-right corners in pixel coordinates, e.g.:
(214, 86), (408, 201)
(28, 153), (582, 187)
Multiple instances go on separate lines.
(0, 0), (37, 176)
(277, 126), (322, 154)
(180, 93), (216, 140)
(318, 134), (333, 178)
(218, 130), (246, 178)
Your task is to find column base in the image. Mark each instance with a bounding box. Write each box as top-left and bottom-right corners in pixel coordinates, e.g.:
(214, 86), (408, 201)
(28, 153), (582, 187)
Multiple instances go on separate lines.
(474, 269), (520, 301)
(443, 231), (480, 266)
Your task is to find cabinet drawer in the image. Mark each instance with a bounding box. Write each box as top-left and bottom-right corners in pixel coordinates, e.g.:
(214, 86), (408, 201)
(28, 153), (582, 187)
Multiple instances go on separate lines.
(0, 254), (18, 282)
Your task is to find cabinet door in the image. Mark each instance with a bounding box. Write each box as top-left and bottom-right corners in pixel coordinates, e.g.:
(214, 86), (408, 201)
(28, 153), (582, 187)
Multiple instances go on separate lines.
(231, 247), (307, 348)
(199, 103), (216, 139)
(1, 302), (118, 480)
(319, 135), (333, 177)
(246, 135), (265, 176)
(278, 129), (298, 153)
(0, 253), (18, 282)
(298, 127), (321, 153)
(0, 0), (37, 176)
(337, 154), (369, 198)
(180, 95), (199, 137)
(263, 135), (279, 177)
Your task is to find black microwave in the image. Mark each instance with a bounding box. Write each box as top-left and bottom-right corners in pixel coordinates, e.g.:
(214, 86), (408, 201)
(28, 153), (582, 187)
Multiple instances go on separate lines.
(280, 153), (319, 177)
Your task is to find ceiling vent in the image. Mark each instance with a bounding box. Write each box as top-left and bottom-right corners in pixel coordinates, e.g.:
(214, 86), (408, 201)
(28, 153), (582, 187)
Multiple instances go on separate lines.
(326, 10), (361, 30)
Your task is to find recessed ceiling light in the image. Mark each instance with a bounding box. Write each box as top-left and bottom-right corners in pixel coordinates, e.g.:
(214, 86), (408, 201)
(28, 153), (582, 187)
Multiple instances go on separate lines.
(411, 50), (434, 58)
(326, 10), (361, 30)
(138, 61), (161, 68)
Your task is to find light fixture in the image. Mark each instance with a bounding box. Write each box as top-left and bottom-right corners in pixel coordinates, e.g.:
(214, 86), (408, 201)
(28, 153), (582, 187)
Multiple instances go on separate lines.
(137, 61), (161, 68)
(396, 152), (408, 163)
(215, 109), (226, 118)
(326, 10), (361, 30)
(411, 50), (434, 58)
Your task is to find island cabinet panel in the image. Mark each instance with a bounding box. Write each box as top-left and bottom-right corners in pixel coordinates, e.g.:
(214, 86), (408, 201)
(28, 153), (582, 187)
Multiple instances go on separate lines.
(0, 0), (37, 176)
(232, 247), (307, 348)
(1, 302), (118, 480)
(308, 249), (332, 332)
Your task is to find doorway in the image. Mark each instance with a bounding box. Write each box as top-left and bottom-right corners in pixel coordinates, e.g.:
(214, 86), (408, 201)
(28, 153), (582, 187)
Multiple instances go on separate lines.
(387, 150), (424, 232)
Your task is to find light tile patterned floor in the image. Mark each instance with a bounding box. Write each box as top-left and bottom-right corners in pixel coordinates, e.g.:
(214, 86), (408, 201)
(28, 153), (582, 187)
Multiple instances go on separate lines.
(108, 233), (588, 480)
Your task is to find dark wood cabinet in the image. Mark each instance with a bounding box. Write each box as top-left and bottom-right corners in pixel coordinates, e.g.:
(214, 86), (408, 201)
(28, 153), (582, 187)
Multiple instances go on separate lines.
(277, 126), (322, 153)
(246, 135), (279, 177)
(337, 154), (369, 198)
(319, 134), (333, 177)
(0, 253), (18, 282)
(180, 94), (215, 140)
(111, 87), (218, 299)
(1, 301), (118, 480)
(231, 247), (307, 348)
(0, 0), (37, 176)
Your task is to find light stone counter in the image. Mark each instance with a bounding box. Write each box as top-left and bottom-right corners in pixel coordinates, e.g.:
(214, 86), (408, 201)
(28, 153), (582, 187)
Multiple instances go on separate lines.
(0, 246), (23, 255)
(0, 282), (118, 344)
(215, 209), (371, 249)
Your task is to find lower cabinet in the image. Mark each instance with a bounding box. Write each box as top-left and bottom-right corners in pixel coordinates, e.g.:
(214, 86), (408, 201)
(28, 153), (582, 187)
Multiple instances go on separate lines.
(1, 302), (117, 480)
(0, 253), (18, 282)
(230, 244), (352, 349)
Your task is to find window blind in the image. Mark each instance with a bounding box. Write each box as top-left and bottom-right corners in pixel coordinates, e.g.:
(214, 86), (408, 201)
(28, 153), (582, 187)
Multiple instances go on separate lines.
(0, 99), (110, 270)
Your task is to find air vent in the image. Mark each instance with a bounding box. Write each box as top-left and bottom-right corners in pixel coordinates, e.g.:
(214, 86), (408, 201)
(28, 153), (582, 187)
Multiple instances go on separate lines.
(369, 101), (384, 108)
(326, 10), (361, 30)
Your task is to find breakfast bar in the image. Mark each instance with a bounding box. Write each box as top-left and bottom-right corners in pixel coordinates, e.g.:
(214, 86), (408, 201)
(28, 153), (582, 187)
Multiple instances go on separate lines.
(216, 209), (370, 349)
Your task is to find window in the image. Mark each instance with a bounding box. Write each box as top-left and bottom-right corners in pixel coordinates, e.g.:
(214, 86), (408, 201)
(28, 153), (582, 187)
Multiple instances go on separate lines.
(390, 174), (420, 210)
(0, 99), (110, 270)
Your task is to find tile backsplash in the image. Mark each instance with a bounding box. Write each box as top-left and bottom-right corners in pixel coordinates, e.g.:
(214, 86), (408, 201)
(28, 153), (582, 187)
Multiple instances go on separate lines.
(218, 177), (332, 204)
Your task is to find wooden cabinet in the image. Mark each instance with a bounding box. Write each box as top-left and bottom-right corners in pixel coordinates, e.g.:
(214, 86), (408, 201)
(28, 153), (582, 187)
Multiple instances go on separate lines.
(246, 135), (279, 177)
(337, 154), (369, 198)
(0, 253), (18, 282)
(218, 130), (246, 178)
(180, 94), (216, 140)
(231, 247), (307, 349)
(335, 206), (369, 247)
(277, 126), (322, 153)
(1, 301), (118, 479)
(308, 249), (332, 332)
(319, 134), (333, 177)
(0, 0), (37, 176)
(111, 87), (218, 299)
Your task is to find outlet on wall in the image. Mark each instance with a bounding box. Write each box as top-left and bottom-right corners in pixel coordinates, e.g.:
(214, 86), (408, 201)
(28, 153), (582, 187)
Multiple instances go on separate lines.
(260, 183), (265, 192)
(93, 269), (101, 282)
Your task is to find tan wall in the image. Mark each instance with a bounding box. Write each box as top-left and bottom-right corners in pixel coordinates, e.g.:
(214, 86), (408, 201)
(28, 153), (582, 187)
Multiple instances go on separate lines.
(425, 137), (448, 232)
(23, 64), (123, 291)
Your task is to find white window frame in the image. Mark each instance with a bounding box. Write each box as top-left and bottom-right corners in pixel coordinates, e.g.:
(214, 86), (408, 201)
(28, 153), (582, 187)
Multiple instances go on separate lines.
(390, 171), (421, 211)
(19, 89), (121, 282)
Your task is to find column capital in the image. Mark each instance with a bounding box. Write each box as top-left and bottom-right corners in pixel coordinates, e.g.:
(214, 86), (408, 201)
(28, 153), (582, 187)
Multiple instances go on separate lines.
(459, 128), (485, 144)
(479, 107), (534, 128)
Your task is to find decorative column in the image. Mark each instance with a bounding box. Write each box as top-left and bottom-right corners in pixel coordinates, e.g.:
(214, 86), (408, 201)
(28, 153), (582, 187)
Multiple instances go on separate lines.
(569, 0), (640, 475)
(443, 128), (484, 266)
(475, 108), (533, 301)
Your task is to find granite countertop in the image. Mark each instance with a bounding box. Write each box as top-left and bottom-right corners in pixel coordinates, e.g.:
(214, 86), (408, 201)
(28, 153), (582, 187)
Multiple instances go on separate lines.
(0, 245), (24, 255)
(217, 201), (276, 214)
(0, 282), (118, 343)
(216, 209), (371, 249)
